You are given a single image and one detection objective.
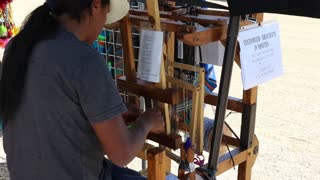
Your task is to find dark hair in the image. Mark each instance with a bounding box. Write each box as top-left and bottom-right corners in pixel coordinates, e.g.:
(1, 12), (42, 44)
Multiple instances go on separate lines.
(0, 0), (110, 120)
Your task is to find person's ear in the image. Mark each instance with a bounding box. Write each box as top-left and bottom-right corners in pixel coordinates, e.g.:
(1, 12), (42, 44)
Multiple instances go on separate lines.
(91, 0), (101, 14)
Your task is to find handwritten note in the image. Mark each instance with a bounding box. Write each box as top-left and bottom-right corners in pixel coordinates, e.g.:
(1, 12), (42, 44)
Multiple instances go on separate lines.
(238, 21), (283, 90)
(137, 29), (164, 83)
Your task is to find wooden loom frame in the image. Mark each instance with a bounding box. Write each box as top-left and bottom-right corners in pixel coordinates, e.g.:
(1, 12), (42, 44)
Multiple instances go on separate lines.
(109, 1), (263, 179)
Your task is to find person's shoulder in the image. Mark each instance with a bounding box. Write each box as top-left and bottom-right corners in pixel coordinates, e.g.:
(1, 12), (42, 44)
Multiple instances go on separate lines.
(36, 31), (103, 65)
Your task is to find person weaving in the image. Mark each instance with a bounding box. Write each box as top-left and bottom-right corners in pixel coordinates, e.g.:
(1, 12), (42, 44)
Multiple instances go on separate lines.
(0, 0), (164, 179)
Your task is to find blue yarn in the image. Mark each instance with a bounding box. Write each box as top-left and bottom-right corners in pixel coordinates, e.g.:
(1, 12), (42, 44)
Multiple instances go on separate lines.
(184, 137), (192, 150)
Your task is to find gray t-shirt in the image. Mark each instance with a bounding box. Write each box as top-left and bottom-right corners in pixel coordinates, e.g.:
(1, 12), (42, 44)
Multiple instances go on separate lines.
(3, 28), (127, 180)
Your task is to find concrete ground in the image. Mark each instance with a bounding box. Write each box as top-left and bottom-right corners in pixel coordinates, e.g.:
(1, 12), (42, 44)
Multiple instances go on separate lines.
(1, 1), (320, 179)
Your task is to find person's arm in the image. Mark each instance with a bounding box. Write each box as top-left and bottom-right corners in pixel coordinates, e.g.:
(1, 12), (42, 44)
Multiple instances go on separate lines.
(91, 109), (163, 166)
(74, 52), (163, 166)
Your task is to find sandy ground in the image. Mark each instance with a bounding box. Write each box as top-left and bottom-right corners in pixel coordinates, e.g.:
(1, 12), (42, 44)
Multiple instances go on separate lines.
(1, 1), (320, 179)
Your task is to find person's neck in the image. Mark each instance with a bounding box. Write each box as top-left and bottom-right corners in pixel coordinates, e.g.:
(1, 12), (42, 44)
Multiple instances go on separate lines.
(58, 15), (91, 44)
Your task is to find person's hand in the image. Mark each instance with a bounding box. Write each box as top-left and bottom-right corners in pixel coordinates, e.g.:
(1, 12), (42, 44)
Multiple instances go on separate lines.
(139, 109), (165, 134)
(122, 104), (141, 124)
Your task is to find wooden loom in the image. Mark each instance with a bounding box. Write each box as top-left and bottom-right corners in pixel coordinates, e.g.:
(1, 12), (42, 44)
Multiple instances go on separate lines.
(107, 0), (263, 179)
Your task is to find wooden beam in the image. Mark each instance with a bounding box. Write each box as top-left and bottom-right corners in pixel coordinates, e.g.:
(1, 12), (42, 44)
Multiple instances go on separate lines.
(130, 9), (227, 26)
(130, 15), (196, 33)
(205, 93), (243, 113)
(148, 148), (166, 180)
(167, 61), (203, 72)
(167, 6), (229, 17)
(179, 21), (256, 46)
(117, 77), (179, 104)
(166, 32), (175, 77)
(197, 136), (258, 177)
(166, 76), (198, 91)
(164, 31), (175, 174)
(197, 8), (229, 17)
(223, 135), (241, 148)
(137, 143), (182, 163)
(238, 87), (259, 180)
(147, 133), (182, 150)
(178, 26), (228, 46)
(187, 148), (196, 180)
(120, 14), (136, 81)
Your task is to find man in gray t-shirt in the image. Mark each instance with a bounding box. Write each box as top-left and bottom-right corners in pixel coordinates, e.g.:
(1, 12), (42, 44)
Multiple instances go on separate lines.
(4, 28), (126, 179)
(3, 27), (163, 179)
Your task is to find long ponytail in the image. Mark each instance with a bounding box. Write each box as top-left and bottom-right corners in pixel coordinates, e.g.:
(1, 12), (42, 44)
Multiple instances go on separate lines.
(0, 0), (110, 121)
(0, 4), (59, 120)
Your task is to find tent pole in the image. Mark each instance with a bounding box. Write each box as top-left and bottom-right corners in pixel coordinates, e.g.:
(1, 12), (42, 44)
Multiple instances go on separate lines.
(207, 15), (241, 178)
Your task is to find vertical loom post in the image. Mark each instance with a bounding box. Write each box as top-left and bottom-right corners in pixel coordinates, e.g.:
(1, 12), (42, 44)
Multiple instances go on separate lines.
(187, 148), (196, 180)
(237, 14), (262, 180)
(190, 88), (200, 148)
(148, 148), (166, 180)
(196, 68), (205, 154)
(165, 31), (175, 174)
(120, 14), (136, 81)
(207, 16), (241, 176)
(237, 91), (257, 180)
(146, 0), (171, 134)
(167, 32), (175, 77)
(120, 14), (138, 104)
(178, 144), (186, 179)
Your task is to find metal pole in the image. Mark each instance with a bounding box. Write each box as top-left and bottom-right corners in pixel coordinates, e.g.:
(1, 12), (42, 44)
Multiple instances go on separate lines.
(207, 16), (241, 177)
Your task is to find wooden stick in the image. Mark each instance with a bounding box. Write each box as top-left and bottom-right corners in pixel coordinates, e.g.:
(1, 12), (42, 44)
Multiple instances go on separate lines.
(205, 93), (243, 113)
(120, 14), (136, 81)
(146, 0), (171, 134)
(166, 76), (198, 91)
(190, 89), (200, 148)
(166, 32), (175, 77)
(196, 68), (205, 154)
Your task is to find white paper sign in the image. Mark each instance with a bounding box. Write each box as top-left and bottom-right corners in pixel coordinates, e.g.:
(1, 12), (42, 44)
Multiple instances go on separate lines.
(137, 29), (164, 83)
(238, 21), (283, 90)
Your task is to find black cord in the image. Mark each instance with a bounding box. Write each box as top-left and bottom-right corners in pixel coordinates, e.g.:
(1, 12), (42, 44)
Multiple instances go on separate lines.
(223, 136), (236, 170)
